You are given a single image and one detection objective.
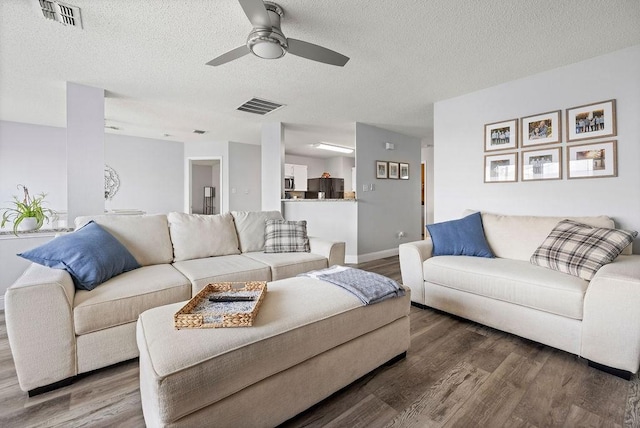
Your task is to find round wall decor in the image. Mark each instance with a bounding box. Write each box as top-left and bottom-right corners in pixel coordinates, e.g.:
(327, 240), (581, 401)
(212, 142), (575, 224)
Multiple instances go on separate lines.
(104, 165), (120, 200)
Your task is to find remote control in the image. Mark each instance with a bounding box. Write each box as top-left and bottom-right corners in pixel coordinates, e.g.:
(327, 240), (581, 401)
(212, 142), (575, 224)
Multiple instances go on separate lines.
(209, 295), (256, 303)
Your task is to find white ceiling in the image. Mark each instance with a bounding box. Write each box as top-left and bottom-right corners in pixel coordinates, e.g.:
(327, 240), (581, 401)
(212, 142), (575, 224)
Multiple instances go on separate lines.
(1, 0), (639, 158)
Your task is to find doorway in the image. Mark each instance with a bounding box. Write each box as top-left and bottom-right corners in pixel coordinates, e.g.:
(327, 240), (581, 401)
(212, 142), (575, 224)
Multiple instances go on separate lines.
(186, 157), (222, 214)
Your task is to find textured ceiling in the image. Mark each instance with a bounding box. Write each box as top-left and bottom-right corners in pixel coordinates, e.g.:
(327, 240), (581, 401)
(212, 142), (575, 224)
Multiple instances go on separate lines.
(1, 0), (639, 158)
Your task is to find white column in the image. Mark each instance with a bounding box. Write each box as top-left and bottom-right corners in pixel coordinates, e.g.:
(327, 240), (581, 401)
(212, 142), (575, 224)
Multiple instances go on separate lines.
(261, 122), (284, 212)
(66, 82), (104, 225)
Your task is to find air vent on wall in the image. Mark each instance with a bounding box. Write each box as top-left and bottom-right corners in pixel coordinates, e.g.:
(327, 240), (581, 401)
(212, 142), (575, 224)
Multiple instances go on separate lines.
(37, 0), (83, 28)
(236, 98), (284, 115)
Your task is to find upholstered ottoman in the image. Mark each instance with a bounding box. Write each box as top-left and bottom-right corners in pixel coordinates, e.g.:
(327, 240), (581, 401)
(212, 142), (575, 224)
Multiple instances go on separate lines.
(137, 276), (410, 428)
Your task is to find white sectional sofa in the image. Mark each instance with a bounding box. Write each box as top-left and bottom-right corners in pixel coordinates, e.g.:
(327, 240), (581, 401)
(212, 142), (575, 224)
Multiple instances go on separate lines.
(399, 212), (640, 378)
(5, 211), (345, 395)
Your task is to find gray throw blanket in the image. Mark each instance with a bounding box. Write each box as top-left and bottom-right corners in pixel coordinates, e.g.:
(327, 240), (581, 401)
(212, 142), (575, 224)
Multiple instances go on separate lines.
(299, 266), (405, 305)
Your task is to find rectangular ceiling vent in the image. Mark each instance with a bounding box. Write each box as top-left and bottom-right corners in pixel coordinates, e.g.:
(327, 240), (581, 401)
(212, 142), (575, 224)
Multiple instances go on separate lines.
(236, 98), (284, 115)
(37, 0), (83, 28)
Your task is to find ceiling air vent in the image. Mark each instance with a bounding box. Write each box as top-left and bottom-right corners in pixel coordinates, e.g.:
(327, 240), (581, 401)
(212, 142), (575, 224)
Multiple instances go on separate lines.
(37, 0), (83, 28)
(193, 130), (207, 134)
(236, 98), (284, 115)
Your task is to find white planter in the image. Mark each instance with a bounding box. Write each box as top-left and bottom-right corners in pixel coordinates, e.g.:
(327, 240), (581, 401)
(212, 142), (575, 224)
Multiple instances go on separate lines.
(17, 217), (38, 232)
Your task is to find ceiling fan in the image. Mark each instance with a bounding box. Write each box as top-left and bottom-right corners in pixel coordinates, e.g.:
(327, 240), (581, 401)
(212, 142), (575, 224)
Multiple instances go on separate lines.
(206, 0), (349, 67)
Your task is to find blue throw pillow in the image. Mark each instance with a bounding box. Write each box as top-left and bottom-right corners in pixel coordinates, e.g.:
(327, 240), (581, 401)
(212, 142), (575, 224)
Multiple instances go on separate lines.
(426, 212), (494, 258)
(18, 221), (140, 291)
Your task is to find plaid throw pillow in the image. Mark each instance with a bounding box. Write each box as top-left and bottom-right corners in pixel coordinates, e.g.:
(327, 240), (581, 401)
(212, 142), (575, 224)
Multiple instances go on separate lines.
(264, 219), (310, 253)
(530, 219), (637, 280)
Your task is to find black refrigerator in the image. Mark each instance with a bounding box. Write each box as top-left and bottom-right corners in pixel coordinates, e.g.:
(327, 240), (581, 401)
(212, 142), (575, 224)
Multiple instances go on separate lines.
(306, 178), (344, 199)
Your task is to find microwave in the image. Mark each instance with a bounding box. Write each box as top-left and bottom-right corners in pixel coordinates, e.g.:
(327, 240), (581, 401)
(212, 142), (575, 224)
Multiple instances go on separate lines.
(284, 177), (295, 191)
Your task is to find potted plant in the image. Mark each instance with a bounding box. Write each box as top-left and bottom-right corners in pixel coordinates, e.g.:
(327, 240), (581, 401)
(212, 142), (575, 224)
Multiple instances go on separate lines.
(1, 184), (56, 235)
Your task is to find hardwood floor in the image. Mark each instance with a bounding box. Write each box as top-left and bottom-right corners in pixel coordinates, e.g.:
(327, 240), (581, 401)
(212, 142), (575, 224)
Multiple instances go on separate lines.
(0, 256), (638, 427)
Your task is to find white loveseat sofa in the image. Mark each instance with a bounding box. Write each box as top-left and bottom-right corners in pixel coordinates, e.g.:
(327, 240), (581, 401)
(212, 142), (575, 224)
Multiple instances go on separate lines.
(5, 211), (345, 395)
(399, 212), (640, 378)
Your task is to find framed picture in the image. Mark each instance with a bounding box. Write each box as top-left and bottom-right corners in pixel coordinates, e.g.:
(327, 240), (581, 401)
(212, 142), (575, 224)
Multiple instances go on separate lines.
(567, 140), (617, 179)
(399, 163), (409, 180)
(376, 161), (388, 179)
(484, 152), (517, 183)
(388, 162), (399, 179)
(484, 119), (518, 151)
(521, 110), (561, 147)
(566, 99), (616, 142)
(521, 147), (562, 181)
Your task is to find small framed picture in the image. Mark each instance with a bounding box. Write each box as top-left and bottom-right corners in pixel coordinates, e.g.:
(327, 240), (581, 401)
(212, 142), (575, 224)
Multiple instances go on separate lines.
(484, 152), (517, 183)
(388, 162), (399, 179)
(376, 161), (388, 179)
(521, 148), (562, 181)
(566, 99), (616, 142)
(484, 119), (518, 152)
(399, 163), (409, 180)
(567, 140), (617, 179)
(521, 110), (561, 147)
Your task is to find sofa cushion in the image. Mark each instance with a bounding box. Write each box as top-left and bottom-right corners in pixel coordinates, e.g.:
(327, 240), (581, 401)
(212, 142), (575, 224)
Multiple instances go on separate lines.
(136, 277), (410, 424)
(426, 212), (493, 258)
(167, 212), (240, 262)
(75, 214), (173, 266)
(172, 255), (272, 295)
(530, 219), (637, 280)
(423, 256), (588, 319)
(231, 211), (284, 253)
(264, 219), (310, 253)
(19, 221), (141, 291)
(473, 211), (623, 261)
(243, 251), (327, 280)
(74, 264), (191, 335)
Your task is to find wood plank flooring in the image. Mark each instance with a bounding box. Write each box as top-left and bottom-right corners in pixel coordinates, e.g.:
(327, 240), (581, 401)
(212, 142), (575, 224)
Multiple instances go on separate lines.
(0, 256), (638, 427)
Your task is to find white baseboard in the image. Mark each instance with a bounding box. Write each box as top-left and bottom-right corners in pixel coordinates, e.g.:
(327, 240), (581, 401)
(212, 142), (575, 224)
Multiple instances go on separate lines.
(347, 247), (399, 265)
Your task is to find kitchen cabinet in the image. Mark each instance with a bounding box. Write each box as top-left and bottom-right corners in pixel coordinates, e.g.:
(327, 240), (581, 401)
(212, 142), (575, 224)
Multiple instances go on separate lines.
(285, 163), (308, 191)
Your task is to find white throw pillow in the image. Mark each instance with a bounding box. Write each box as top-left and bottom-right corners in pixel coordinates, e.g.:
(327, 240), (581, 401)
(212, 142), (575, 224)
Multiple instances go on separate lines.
(231, 211), (284, 253)
(167, 212), (240, 262)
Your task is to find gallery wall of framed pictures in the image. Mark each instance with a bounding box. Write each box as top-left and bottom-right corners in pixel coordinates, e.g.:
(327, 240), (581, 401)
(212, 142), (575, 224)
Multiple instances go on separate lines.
(483, 99), (617, 183)
(376, 160), (410, 180)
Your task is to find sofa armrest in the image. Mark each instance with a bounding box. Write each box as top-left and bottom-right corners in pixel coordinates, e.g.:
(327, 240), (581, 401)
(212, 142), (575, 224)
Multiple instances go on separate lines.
(309, 237), (345, 267)
(399, 239), (433, 305)
(5, 264), (77, 392)
(581, 255), (640, 374)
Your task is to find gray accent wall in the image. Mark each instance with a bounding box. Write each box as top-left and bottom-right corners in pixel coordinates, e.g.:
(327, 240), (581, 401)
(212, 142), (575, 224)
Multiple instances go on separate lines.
(355, 123), (422, 257)
(434, 45), (640, 252)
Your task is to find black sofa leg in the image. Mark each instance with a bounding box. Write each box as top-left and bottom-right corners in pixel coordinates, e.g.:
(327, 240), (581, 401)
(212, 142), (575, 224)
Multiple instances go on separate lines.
(588, 360), (632, 380)
(28, 377), (74, 397)
(384, 352), (407, 366)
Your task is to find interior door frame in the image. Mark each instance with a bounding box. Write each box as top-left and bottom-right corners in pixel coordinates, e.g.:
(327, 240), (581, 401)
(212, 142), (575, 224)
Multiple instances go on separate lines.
(184, 157), (223, 214)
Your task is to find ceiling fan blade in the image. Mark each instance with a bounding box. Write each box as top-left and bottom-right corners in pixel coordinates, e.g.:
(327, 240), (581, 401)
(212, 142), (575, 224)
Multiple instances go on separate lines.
(287, 38), (349, 67)
(238, 0), (272, 29)
(206, 45), (250, 66)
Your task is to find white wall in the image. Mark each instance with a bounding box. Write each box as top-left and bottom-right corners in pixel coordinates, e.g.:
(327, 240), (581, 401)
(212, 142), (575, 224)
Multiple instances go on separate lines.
(434, 45), (640, 251)
(104, 133), (183, 214)
(228, 142), (261, 211)
(0, 121), (67, 213)
(0, 121), (184, 219)
(355, 123), (422, 259)
(66, 83), (105, 222)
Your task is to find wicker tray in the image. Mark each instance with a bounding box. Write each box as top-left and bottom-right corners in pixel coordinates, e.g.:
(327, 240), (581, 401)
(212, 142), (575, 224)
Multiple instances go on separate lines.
(174, 281), (267, 329)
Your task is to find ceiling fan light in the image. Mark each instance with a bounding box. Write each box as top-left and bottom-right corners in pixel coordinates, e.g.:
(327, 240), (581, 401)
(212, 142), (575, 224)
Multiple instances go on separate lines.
(250, 40), (286, 59)
(314, 143), (354, 154)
